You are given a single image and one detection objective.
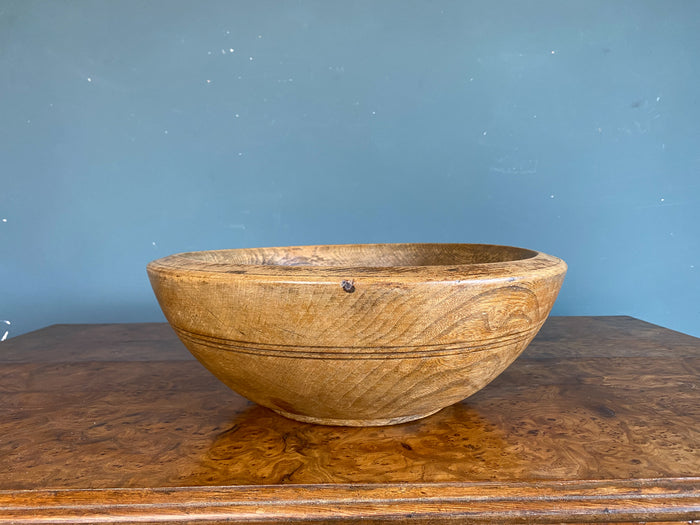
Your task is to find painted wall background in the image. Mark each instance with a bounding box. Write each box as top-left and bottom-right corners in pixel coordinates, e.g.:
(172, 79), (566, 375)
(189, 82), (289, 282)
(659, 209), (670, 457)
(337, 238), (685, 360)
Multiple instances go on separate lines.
(1, 0), (699, 340)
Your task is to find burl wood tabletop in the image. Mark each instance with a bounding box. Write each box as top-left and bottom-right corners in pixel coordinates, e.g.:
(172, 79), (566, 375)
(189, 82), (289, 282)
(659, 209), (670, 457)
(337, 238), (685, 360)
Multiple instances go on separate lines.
(0, 316), (698, 523)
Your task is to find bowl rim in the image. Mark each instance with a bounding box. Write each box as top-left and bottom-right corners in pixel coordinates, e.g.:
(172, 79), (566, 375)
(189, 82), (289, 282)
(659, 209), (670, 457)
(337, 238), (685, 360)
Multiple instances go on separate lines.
(147, 243), (566, 284)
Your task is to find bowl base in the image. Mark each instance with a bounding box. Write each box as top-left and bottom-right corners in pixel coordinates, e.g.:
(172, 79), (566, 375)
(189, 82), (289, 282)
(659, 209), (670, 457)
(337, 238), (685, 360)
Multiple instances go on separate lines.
(271, 407), (444, 427)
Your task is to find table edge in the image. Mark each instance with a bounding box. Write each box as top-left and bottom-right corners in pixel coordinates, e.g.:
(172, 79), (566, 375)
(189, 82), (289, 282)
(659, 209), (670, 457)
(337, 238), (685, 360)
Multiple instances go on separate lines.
(1, 477), (699, 523)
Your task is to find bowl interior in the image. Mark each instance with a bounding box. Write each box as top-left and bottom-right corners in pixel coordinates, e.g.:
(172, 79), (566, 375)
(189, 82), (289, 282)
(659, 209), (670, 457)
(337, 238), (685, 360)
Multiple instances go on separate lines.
(184, 244), (538, 269)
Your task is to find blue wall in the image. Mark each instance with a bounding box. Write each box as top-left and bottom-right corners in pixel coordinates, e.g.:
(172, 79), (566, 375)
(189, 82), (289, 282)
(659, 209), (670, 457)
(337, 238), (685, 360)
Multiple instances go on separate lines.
(1, 0), (699, 339)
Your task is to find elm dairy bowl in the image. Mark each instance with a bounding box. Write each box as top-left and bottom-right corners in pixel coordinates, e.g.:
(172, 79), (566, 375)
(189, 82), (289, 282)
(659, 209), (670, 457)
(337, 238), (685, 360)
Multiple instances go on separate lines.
(147, 243), (566, 426)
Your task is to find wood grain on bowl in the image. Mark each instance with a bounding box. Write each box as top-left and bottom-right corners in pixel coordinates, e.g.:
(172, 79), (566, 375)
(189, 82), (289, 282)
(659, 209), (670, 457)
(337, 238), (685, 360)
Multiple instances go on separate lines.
(147, 243), (566, 426)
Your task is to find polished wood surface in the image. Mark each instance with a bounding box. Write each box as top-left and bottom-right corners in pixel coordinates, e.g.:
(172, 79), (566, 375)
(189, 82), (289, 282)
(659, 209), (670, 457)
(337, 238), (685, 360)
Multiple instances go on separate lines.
(0, 316), (698, 523)
(147, 243), (567, 425)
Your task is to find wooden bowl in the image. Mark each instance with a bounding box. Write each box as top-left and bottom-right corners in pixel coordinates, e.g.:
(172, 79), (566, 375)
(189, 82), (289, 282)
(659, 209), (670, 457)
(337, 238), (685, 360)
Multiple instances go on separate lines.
(147, 243), (566, 426)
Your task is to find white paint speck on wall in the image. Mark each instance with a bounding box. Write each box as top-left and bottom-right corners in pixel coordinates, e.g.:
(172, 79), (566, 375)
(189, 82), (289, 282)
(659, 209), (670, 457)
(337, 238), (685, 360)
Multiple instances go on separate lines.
(1, 320), (10, 342)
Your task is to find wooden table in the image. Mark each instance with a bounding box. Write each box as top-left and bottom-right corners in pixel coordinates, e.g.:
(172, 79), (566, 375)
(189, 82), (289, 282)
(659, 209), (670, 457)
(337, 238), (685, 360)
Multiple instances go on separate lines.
(1, 316), (698, 523)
